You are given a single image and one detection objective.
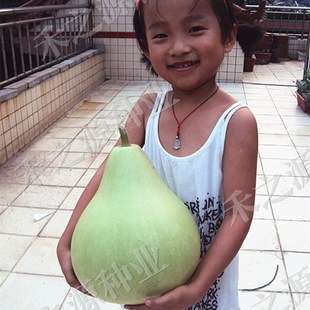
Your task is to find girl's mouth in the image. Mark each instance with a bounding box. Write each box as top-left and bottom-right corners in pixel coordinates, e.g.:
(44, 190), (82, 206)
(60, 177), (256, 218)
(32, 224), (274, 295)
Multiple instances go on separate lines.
(168, 61), (199, 69)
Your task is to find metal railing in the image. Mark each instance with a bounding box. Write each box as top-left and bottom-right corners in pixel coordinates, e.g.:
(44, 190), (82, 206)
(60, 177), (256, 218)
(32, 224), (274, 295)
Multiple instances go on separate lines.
(247, 4), (310, 78)
(247, 5), (310, 37)
(0, 2), (93, 89)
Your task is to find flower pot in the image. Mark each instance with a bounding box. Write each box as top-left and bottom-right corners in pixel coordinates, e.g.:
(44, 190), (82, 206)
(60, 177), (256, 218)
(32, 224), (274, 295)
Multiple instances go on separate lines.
(244, 56), (256, 72)
(296, 91), (310, 113)
(254, 52), (272, 65)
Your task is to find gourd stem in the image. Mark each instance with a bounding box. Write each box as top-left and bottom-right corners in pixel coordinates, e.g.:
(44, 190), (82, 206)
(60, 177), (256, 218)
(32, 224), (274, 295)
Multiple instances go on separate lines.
(119, 127), (130, 147)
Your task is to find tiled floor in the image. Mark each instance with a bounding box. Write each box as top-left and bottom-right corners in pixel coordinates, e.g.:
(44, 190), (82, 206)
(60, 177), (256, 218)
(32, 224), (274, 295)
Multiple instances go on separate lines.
(0, 60), (309, 310)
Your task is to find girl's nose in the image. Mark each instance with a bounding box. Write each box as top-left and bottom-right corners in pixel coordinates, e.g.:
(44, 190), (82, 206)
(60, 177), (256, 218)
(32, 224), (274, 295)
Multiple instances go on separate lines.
(169, 36), (191, 57)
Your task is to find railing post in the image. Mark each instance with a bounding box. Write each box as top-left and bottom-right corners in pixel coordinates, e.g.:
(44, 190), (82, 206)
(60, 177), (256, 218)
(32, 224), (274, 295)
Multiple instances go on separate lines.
(304, 24), (310, 78)
(88, 0), (94, 49)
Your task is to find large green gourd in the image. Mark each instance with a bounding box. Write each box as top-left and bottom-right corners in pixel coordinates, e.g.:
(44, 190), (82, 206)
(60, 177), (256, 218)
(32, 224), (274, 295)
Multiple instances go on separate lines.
(71, 127), (200, 304)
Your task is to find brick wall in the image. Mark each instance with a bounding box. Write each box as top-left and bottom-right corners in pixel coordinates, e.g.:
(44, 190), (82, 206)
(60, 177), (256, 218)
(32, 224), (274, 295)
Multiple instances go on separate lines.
(0, 50), (105, 166)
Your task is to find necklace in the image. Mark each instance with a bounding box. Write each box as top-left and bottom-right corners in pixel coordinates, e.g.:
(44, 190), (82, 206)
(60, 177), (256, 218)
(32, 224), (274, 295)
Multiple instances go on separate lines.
(171, 86), (219, 150)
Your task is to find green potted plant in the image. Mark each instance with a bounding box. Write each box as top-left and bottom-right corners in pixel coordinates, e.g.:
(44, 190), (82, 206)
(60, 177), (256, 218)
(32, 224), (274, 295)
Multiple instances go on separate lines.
(296, 72), (310, 113)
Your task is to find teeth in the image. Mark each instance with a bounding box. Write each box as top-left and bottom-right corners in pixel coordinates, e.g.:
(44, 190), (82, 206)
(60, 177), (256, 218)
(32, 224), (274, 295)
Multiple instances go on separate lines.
(173, 62), (195, 68)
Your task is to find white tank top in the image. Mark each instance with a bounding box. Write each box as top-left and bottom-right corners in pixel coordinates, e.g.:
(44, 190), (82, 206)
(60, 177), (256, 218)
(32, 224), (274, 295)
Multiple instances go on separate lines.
(144, 92), (248, 310)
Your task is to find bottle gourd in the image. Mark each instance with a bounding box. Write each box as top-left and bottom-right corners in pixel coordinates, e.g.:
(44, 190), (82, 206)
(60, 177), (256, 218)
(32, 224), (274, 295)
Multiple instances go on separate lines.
(71, 127), (200, 304)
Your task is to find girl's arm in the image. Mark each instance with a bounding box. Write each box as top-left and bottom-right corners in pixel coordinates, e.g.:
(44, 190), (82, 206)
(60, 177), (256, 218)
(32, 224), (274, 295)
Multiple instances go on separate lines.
(57, 95), (152, 291)
(126, 108), (258, 309)
(191, 107), (258, 297)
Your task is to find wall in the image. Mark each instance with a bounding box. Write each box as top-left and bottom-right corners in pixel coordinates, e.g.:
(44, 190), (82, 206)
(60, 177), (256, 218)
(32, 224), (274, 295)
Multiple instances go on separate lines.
(90, 0), (244, 83)
(288, 36), (308, 60)
(0, 50), (105, 166)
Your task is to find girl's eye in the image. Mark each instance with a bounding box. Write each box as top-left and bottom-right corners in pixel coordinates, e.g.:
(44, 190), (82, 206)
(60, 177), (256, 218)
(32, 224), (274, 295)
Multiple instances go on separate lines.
(153, 33), (167, 39)
(189, 26), (205, 33)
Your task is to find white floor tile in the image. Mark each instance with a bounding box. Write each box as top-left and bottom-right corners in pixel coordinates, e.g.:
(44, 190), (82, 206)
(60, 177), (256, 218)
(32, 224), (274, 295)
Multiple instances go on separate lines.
(239, 250), (289, 292)
(265, 175), (310, 197)
(61, 289), (123, 310)
(281, 116), (310, 126)
(43, 126), (82, 139)
(277, 221), (310, 252)
(59, 187), (84, 210)
(255, 115), (283, 125)
(292, 293), (310, 309)
(250, 106), (278, 115)
(0, 271), (9, 285)
(261, 158), (308, 177)
(255, 175), (269, 196)
(0, 273), (69, 309)
(64, 138), (108, 153)
(241, 219), (280, 251)
(1, 149), (60, 169)
(40, 210), (73, 238)
(67, 108), (101, 119)
(0, 234), (35, 270)
(258, 133), (294, 146)
(0, 166), (44, 184)
(283, 252), (310, 294)
(239, 291), (294, 309)
(0, 205), (7, 214)
(50, 152), (96, 169)
(277, 107), (307, 117)
(271, 196), (310, 221)
(257, 123), (287, 135)
(28, 137), (71, 152)
(286, 124), (310, 136)
(0, 207), (53, 236)
(33, 167), (86, 187)
(290, 135), (310, 147)
(76, 168), (97, 187)
(259, 145), (300, 160)
(79, 101), (108, 110)
(0, 184), (27, 205)
(14, 237), (62, 276)
(254, 195), (273, 220)
(12, 184), (72, 208)
(54, 116), (91, 128)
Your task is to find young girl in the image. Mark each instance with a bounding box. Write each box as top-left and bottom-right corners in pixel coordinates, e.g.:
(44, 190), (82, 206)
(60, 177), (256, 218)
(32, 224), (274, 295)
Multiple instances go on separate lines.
(57, 0), (258, 309)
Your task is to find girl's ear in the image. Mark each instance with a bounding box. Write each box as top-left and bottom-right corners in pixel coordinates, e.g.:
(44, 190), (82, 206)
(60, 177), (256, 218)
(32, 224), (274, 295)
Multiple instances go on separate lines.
(143, 50), (150, 61)
(224, 23), (237, 53)
(140, 53), (158, 76)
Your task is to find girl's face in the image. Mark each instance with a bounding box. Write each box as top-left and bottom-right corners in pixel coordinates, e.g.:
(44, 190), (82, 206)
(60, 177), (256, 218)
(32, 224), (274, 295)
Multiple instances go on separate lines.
(142, 0), (236, 91)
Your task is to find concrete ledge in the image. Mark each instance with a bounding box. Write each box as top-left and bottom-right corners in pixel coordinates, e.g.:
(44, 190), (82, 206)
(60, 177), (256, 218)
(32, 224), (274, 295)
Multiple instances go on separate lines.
(0, 89), (18, 103)
(0, 49), (103, 104)
(53, 61), (72, 72)
(29, 67), (61, 82)
(3, 80), (28, 93)
(22, 76), (41, 88)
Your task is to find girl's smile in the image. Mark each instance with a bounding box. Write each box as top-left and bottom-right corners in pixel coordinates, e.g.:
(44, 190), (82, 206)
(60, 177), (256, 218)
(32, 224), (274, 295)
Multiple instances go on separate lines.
(167, 60), (200, 72)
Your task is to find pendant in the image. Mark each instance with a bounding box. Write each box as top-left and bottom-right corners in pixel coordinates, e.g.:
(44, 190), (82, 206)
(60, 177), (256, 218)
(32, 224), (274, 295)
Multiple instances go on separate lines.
(173, 137), (181, 150)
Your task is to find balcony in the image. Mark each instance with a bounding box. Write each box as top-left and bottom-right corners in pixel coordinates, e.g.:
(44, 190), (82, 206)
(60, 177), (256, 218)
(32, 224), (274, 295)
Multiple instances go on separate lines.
(0, 2), (309, 309)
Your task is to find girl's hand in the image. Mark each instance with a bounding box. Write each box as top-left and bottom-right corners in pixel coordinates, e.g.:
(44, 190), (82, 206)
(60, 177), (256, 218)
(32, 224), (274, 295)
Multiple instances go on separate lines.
(124, 283), (201, 310)
(56, 244), (92, 296)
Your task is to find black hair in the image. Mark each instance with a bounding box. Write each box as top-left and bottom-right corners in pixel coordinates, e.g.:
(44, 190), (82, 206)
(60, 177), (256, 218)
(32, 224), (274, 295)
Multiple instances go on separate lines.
(133, 0), (264, 75)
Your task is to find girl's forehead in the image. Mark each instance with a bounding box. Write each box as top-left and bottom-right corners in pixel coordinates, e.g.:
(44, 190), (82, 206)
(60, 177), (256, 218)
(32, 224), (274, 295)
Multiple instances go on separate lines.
(142, 0), (210, 12)
(142, 0), (212, 18)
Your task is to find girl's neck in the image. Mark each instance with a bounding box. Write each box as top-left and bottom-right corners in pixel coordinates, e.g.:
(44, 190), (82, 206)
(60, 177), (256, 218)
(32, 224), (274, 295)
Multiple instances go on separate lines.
(171, 81), (219, 107)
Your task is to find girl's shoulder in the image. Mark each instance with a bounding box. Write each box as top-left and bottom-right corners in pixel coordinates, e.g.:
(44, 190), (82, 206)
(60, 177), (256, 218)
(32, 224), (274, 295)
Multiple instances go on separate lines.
(225, 104), (258, 149)
(228, 104), (257, 131)
(136, 92), (158, 111)
(134, 91), (165, 124)
(125, 92), (162, 147)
